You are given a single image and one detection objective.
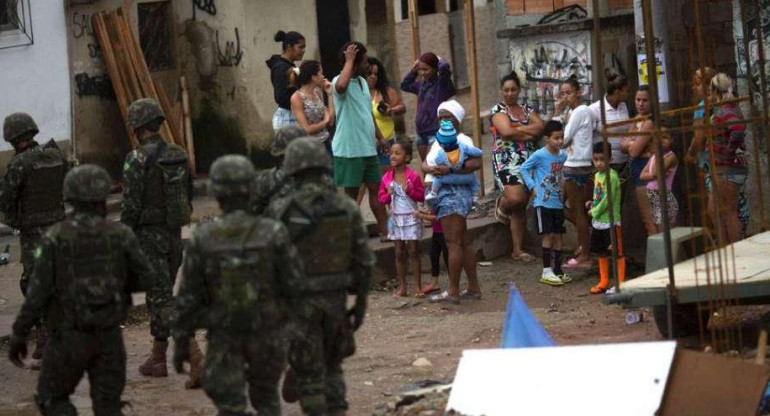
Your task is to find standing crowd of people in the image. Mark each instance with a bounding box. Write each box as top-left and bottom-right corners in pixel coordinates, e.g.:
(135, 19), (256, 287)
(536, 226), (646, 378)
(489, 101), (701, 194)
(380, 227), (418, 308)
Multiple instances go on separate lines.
(0, 27), (751, 415)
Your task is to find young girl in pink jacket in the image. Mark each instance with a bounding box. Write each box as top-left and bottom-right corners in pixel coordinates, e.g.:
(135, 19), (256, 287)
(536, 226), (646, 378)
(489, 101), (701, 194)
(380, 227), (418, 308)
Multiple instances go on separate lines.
(378, 140), (426, 297)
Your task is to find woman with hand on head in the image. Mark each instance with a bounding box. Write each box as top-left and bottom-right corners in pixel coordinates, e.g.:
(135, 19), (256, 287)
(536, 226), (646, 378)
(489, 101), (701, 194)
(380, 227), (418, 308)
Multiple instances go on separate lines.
(266, 30), (306, 131)
(289, 60), (335, 153)
(401, 52), (456, 162)
(489, 71), (545, 263)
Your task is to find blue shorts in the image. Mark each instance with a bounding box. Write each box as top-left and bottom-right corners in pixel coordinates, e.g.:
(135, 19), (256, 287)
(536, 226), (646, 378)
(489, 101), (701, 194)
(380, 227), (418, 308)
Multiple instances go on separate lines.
(435, 184), (473, 220)
(564, 172), (592, 187)
(630, 157), (650, 187)
(417, 133), (437, 147)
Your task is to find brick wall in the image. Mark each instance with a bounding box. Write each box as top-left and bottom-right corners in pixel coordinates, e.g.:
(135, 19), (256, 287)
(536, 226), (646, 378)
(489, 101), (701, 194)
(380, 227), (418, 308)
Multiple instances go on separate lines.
(505, 0), (588, 16)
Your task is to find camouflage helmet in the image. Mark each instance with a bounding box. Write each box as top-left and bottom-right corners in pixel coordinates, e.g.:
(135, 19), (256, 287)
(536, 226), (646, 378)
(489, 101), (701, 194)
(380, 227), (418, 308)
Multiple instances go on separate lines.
(63, 164), (112, 202)
(127, 98), (165, 130)
(283, 137), (332, 176)
(3, 112), (39, 144)
(208, 154), (256, 198)
(271, 125), (307, 158)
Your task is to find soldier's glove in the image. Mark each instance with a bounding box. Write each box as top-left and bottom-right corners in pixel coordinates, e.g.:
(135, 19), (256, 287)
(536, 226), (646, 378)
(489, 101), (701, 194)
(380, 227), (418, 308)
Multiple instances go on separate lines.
(348, 300), (366, 331)
(8, 334), (28, 368)
(173, 337), (191, 374)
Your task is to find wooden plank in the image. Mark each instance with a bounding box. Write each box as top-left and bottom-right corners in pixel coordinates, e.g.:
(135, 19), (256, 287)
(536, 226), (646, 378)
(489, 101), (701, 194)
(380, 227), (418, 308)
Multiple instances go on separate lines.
(92, 12), (138, 147)
(115, 8), (175, 144)
(104, 12), (142, 104)
(154, 78), (185, 147)
(463, 0), (485, 196)
(180, 76), (196, 175)
(407, 0), (420, 62)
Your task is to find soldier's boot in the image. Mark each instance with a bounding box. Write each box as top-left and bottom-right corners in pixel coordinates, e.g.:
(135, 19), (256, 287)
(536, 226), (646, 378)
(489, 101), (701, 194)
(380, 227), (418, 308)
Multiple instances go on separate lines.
(32, 327), (47, 360)
(185, 338), (204, 389)
(139, 340), (168, 377)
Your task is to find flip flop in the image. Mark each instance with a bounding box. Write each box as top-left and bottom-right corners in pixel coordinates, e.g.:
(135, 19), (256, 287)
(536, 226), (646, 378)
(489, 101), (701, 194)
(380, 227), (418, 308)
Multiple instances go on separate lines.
(562, 258), (591, 269)
(495, 197), (510, 225)
(460, 290), (482, 300)
(422, 284), (441, 294)
(512, 252), (536, 263)
(414, 291), (426, 299)
(429, 290), (460, 305)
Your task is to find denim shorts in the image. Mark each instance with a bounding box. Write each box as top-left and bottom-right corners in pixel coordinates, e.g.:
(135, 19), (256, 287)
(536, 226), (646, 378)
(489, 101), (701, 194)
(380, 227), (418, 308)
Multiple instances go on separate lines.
(716, 171), (748, 186)
(630, 158), (649, 187)
(563, 166), (593, 187)
(417, 133), (437, 147)
(435, 184), (473, 220)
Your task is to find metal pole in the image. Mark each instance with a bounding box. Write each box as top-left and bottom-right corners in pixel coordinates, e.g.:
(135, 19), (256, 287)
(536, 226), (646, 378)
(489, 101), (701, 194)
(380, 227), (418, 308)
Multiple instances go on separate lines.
(592, 0), (619, 292)
(463, 0), (485, 196)
(642, 0), (677, 339)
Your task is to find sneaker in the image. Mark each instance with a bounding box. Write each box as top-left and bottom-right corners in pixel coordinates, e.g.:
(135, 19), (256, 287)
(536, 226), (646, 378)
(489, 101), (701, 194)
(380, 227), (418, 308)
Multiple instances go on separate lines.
(425, 191), (437, 202)
(606, 286), (616, 294)
(558, 273), (573, 284)
(540, 273), (564, 286)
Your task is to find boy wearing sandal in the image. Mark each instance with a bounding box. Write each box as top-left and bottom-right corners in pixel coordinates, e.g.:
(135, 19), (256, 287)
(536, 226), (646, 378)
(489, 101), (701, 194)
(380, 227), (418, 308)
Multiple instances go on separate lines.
(520, 121), (570, 286)
(588, 142), (625, 294)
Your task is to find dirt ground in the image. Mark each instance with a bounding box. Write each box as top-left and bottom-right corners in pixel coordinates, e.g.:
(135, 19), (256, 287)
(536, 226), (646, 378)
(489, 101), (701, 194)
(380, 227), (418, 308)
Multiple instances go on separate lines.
(0, 255), (665, 416)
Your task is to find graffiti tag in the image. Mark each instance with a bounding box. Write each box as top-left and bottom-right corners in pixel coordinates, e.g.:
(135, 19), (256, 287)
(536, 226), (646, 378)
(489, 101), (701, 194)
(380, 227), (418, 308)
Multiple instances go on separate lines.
(74, 73), (115, 99)
(192, 0), (216, 19)
(72, 11), (93, 39)
(216, 28), (243, 67)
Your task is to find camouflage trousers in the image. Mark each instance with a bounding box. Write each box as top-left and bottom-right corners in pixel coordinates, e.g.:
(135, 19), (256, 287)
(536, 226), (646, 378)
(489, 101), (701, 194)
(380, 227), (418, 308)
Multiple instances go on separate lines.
(204, 330), (286, 416)
(289, 297), (356, 415)
(19, 226), (47, 296)
(136, 226), (182, 340)
(36, 327), (126, 416)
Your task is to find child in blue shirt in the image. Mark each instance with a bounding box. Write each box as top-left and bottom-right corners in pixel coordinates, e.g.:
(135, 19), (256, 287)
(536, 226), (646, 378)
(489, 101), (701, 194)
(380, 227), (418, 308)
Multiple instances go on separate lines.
(520, 120), (569, 286)
(425, 119), (483, 204)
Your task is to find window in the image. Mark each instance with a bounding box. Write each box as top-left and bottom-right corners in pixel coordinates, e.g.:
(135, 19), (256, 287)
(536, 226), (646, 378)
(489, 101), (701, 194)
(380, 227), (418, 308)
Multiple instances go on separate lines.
(0, 0), (33, 50)
(138, 1), (174, 72)
(401, 0), (438, 20)
(1, 0), (19, 32)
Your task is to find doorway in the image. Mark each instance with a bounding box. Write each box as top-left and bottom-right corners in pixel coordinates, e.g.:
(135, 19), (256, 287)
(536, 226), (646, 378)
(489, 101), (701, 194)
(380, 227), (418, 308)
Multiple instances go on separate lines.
(316, 0), (351, 79)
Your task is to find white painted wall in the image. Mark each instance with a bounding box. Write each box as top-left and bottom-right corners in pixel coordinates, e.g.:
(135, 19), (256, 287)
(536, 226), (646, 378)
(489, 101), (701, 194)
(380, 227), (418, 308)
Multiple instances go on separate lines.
(0, 2), (71, 152)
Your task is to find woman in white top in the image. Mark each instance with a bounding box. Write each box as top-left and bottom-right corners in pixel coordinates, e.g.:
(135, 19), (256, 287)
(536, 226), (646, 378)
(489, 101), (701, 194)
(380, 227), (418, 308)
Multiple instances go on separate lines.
(559, 76), (594, 269)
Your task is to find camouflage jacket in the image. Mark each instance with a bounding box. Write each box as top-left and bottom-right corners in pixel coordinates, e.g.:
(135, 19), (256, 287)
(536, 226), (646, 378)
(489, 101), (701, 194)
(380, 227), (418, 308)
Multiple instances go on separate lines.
(266, 177), (373, 299)
(249, 167), (285, 216)
(173, 209), (303, 339)
(0, 141), (67, 230)
(12, 212), (155, 337)
(121, 134), (193, 229)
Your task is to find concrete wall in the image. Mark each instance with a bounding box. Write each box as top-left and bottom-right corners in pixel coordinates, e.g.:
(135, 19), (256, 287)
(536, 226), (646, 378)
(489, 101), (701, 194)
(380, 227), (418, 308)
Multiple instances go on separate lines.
(0, 2), (71, 155)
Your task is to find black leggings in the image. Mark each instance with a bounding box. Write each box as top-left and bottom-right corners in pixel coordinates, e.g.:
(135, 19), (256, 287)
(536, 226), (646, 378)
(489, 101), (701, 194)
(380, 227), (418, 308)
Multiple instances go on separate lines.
(430, 232), (449, 277)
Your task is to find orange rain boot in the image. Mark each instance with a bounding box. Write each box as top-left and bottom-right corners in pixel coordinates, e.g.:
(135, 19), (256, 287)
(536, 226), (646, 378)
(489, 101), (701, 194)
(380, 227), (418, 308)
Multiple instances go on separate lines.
(590, 257), (610, 294)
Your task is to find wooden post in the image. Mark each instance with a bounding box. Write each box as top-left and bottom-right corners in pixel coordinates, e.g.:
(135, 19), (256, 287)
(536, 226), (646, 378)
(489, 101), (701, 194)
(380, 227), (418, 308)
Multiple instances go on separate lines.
(407, 0), (420, 62)
(463, 0), (485, 196)
(180, 76), (197, 175)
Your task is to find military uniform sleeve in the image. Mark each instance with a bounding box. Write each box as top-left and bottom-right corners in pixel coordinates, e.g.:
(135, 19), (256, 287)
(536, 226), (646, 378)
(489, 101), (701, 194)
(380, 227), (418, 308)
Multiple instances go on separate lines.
(173, 233), (207, 340)
(349, 206), (374, 299)
(12, 234), (56, 337)
(123, 227), (156, 293)
(272, 221), (303, 300)
(120, 150), (146, 228)
(0, 158), (25, 228)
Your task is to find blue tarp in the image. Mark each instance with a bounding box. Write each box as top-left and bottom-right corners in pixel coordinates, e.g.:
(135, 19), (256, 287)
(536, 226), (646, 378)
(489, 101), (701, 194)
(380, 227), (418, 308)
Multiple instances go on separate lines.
(500, 286), (556, 348)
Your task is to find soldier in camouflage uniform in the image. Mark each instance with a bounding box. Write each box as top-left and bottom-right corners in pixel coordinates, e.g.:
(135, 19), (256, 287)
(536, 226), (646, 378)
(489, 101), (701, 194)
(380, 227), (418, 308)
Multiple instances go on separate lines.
(267, 138), (374, 416)
(8, 164), (156, 416)
(120, 98), (202, 387)
(1, 112), (68, 360)
(249, 125), (306, 215)
(172, 155), (303, 416)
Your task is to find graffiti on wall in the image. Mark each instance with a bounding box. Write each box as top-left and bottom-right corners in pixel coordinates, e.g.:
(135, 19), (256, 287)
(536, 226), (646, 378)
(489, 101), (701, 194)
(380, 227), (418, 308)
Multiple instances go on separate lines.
(735, 0), (770, 104)
(74, 73), (115, 100)
(72, 11), (102, 61)
(192, 0), (217, 20)
(216, 28), (243, 67)
(508, 31), (592, 119)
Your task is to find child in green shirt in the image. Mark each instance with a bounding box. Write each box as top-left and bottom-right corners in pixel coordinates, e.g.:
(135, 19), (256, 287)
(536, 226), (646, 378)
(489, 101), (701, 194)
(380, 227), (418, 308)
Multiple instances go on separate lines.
(588, 142), (626, 294)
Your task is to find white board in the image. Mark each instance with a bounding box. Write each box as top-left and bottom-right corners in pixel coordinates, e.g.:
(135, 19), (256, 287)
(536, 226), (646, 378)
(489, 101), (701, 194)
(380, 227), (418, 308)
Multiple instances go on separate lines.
(446, 341), (677, 416)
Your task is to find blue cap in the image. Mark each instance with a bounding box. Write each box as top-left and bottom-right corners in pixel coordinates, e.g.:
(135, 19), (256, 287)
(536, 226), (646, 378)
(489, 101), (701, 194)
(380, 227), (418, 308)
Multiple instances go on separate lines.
(436, 119), (457, 145)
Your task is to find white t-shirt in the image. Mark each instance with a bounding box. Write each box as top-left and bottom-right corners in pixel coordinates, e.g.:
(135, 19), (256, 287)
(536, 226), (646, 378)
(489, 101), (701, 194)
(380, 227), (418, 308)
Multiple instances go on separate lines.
(589, 96), (630, 164)
(425, 133), (475, 183)
(563, 105), (594, 168)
